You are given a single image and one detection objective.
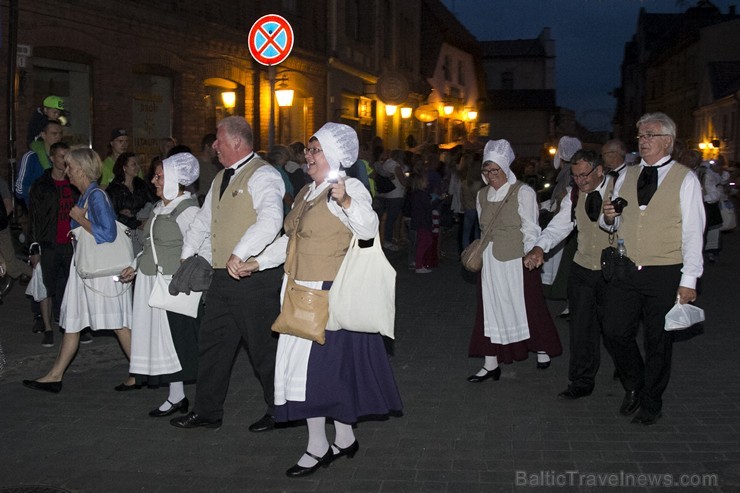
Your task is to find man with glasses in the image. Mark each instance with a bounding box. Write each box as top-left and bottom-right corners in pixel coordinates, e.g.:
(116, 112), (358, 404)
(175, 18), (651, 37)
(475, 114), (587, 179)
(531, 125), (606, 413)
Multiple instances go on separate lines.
(524, 149), (615, 400)
(171, 116), (285, 432)
(601, 112), (704, 426)
(601, 139), (628, 179)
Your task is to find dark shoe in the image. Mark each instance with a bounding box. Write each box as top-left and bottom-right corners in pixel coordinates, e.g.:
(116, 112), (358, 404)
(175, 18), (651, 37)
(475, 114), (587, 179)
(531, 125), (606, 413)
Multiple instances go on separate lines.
(170, 412), (222, 429)
(631, 409), (662, 426)
(286, 448), (332, 478)
(32, 315), (44, 333)
(114, 382), (141, 392)
(557, 386), (593, 400)
(22, 379), (62, 393)
(149, 397), (189, 418)
(79, 331), (93, 344)
(327, 440), (359, 464)
(467, 366), (501, 383)
(619, 390), (640, 416)
(248, 414), (275, 432)
(41, 331), (54, 347)
(537, 361), (551, 370)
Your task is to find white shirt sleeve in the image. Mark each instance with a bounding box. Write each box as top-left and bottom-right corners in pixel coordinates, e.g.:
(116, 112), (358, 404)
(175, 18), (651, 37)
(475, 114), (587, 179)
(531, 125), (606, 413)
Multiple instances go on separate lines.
(518, 185), (541, 254)
(679, 171), (705, 288)
(181, 187), (213, 260)
(535, 188), (575, 252)
(231, 164), (286, 261)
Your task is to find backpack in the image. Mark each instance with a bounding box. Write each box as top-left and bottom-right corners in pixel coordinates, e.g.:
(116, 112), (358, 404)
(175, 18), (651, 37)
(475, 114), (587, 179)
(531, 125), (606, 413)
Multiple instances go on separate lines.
(374, 174), (395, 194)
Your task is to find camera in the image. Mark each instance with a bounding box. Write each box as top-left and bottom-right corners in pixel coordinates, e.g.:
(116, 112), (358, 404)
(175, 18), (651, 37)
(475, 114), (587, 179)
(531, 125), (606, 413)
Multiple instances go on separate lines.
(612, 197), (628, 214)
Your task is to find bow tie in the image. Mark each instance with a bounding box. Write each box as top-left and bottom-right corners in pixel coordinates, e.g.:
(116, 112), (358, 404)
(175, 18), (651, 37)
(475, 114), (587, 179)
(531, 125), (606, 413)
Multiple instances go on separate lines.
(637, 160), (672, 206)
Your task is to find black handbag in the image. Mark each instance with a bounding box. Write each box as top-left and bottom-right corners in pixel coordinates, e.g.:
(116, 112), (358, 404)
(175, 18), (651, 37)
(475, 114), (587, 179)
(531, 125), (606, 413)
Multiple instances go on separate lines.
(601, 237), (637, 282)
(704, 201), (723, 228)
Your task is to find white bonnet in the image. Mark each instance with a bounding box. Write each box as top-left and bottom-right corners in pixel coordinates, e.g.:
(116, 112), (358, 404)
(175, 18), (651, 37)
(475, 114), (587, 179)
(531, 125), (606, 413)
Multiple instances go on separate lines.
(312, 122), (358, 171)
(482, 139), (517, 185)
(553, 136), (582, 170)
(162, 152), (200, 201)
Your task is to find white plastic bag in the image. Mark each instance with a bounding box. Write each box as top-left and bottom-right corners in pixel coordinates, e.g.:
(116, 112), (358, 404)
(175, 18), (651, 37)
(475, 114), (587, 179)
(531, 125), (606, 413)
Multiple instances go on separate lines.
(720, 200), (736, 232)
(25, 263), (47, 302)
(665, 302), (705, 331)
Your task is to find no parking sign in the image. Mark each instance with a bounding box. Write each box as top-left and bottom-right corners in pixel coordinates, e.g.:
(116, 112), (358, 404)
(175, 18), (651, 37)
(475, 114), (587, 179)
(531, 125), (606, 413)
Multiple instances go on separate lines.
(248, 14), (294, 66)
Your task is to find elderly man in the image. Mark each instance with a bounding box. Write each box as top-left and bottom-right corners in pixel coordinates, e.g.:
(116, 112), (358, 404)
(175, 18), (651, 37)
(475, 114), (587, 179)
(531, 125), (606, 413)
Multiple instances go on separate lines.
(171, 116), (285, 431)
(525, 149), (615, 399)
(601, 139), (628, 178)
(601, 112), (704, 425)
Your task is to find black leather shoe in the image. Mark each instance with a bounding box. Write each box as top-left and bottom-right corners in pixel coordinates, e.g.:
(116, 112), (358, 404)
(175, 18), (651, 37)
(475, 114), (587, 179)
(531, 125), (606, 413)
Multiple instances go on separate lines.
(537, 361), (551, 370)
(286, 448), (332, 477)
(631, 409), (662, 426)
(248, 414), (275, 432)
(170, 412), (222, 429)
(557, 386), (592, 400)
(114, 382), (141, 392)
(619, 390), (640, 416)
(149, 397), (189, 418)
(22, 379), (62, 393)
(327, 440), (359, 464)
(467, 366), (501, 383)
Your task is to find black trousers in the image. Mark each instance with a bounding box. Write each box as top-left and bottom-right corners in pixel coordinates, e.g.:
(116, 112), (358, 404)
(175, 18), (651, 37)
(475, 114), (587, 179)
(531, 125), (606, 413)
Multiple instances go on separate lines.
(193, 267), (282, 420)
(39, 242), (73, 319)
(566, 263), (605, 391)
(601, 264), (681, 414)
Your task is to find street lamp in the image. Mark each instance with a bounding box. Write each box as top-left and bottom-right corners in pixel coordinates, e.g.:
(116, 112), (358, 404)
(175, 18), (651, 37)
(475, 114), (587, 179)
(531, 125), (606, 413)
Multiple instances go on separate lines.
(400, 107), (412, 119)
(385, 104), (398, 117)
(275, 86), (294, 107)
(221, 91), (236, 109)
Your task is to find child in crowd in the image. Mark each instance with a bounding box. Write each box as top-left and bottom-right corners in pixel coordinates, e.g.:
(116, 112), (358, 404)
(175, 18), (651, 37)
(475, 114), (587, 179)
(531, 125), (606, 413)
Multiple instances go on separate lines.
(408, 173), (433, 274)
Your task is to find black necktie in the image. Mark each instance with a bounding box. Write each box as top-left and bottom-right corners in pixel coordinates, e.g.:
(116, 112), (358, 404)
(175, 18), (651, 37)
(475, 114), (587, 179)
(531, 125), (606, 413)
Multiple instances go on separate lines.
(637, 160), (671, 206)
(608, 170), (619, 179)
(218, 160), (249, 199)
(585, 191), (602, 222)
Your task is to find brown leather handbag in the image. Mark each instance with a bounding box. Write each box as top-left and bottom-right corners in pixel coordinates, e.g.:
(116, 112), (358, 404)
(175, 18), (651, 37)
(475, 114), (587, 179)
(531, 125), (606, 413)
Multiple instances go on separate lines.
(271, 279), (328, 345)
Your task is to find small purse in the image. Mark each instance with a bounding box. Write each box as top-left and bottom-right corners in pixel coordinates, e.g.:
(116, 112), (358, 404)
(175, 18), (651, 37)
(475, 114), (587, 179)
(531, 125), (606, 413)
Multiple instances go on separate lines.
(147, 215), (202, 318)
(271, 279), (328, 344)
(71, 189), (135, 279)
(460, 184), (518, 272)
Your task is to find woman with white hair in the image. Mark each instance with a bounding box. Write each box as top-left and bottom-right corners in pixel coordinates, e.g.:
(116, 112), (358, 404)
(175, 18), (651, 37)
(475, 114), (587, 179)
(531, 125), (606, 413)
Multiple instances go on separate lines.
(118, 153), (203, 416)
(240, 123), (402, 477)
(467, 140), (561, 382)
(23, 147), (133, 393)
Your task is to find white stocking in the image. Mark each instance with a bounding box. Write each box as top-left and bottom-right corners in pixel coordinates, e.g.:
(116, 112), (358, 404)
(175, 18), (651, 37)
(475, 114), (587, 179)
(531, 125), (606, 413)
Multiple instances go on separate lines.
(296, 417), (329, 467)
(475, 356), (498, 377)
(537, 351), (551, 363)
(332, 420), (356, 451)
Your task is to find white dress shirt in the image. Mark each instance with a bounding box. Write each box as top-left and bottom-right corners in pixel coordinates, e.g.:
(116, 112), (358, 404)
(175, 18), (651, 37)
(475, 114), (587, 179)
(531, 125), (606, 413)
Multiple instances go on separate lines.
(601, 155), (704, 289)
(181, 153), (286, 263)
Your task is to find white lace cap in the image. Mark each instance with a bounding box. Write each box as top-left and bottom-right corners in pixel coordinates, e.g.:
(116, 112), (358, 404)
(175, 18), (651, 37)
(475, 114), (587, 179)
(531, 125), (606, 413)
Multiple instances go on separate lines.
(162, 152), (200, 200)
(312, 122), (359, 171)
(554, 136), (582, 170)
(482, 139), (517, 185)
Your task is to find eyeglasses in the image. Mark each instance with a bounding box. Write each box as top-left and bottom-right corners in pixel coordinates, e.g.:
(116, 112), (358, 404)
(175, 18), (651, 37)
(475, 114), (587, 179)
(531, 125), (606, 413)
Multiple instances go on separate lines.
(482, 168), (502, 176)
(304, 147), (323, 155)
(572, 166), (597, 181)
(636, 133), (669, 141)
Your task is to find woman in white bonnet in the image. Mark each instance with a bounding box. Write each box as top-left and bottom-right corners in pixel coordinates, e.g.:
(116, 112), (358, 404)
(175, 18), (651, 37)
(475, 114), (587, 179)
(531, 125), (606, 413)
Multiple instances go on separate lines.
(467, 139), (561, 382)
(118, 152), (203, 417)
(241, 122), (402, 478)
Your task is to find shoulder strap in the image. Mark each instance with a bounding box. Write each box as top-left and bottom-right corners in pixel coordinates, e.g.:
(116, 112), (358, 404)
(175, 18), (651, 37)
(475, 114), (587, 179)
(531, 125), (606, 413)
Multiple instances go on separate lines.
(480, 182), (520, 243)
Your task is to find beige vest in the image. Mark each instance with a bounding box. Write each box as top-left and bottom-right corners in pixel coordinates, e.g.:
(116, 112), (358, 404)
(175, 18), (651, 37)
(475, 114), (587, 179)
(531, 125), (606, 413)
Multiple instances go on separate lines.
(209, 158), (267, 268)
(284, 185), (353, 281)
(573, 188), (612, 271)
(478, 182), (524, 262)
(619, 163), (688, 266)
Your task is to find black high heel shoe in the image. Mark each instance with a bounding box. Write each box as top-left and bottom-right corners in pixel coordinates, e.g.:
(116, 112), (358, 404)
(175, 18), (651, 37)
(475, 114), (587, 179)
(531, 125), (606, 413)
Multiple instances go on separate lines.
(327, 440), (359, 464)
(467, 366), (501, 383)
(149, 397), (189, 418)
(285, 447), (333, 477)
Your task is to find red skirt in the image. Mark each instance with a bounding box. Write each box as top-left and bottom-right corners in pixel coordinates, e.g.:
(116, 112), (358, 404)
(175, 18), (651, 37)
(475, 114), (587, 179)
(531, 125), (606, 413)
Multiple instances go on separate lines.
(468, 265), (562, 364)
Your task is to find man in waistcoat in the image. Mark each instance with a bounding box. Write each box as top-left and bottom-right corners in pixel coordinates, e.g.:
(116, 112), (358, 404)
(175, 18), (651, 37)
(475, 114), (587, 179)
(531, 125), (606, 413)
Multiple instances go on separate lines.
(524, 150), (615, 400)
(601, 112), (704, 425)
(171, 116), (285, 431)
(602, 139), (628, 179)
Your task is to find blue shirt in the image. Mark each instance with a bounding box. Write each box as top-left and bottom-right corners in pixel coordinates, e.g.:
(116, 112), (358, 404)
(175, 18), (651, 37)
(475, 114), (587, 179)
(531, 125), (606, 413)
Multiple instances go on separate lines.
(74, 184), (117, 244)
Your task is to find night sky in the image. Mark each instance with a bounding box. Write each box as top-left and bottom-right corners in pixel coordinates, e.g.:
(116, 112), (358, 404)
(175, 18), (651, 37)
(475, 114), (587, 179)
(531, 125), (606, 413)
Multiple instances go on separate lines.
(441, 0), (739, 131)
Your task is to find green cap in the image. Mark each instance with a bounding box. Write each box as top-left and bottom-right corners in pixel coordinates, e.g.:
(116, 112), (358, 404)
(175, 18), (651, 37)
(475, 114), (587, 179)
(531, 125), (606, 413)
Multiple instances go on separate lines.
(43, 96), (64, 110)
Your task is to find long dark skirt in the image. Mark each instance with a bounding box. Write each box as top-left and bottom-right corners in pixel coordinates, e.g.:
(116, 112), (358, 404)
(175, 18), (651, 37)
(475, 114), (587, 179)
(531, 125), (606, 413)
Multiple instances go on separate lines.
(274, 329), (403, 425)
(469, 265), (562, 364)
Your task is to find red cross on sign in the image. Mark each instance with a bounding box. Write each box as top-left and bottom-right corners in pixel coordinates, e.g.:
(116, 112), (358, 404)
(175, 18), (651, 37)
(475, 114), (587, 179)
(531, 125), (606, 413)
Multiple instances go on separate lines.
(248, 14), (294, 66)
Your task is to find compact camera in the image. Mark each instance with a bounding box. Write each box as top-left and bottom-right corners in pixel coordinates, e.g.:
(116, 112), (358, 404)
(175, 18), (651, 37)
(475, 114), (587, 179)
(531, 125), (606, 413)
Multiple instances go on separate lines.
(612, 197), (628, 214)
